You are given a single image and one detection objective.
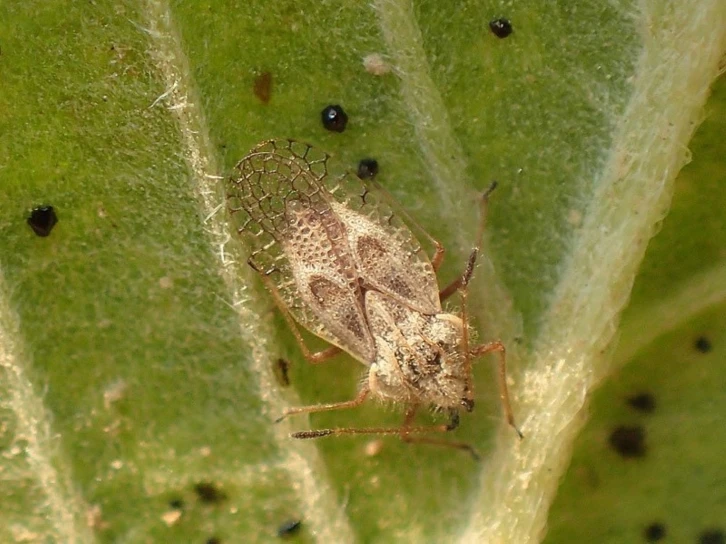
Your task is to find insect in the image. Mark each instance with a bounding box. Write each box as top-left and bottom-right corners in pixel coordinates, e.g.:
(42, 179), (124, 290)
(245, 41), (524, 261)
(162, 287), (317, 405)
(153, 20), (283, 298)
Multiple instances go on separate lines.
(227, 139), (521, 457)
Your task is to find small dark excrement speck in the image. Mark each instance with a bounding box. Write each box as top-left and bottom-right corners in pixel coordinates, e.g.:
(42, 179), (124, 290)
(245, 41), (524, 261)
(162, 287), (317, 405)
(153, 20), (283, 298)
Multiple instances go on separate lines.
(321, 105), (348, 133)
(168, 498), (184, 510)
(489, 18), (513, 38)
(627, 392), (656, 414)
(695, 336), (712, 353)
(277, 519), (302, 538)
(28, 205), (58, 237)
(206, 538), (221, 544)
(194, 482), (227, 504)
(274, 357), (291, 387)
(699, 529), (726, 544)
(609, 425), (646, 458)
(253, 72), (273, 104)
(357, 158), (379, 179)
(644, 521), (666, 541)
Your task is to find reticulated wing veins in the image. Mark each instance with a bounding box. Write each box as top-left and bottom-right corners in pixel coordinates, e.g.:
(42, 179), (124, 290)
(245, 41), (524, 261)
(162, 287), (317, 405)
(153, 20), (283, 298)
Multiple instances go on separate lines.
(228, 139), (376, 362)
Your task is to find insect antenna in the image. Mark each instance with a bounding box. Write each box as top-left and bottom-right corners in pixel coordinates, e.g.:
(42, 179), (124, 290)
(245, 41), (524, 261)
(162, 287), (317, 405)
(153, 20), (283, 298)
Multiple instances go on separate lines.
(291, 405), (480, 460)
(460, 183), (523, 438)
(458, 181), (498, 410)
(459, 248), (478, 411)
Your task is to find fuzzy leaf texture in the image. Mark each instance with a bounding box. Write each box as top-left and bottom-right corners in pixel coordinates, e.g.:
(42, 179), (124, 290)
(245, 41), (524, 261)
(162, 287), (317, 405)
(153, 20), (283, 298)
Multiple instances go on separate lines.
(0, 1), (725, 543)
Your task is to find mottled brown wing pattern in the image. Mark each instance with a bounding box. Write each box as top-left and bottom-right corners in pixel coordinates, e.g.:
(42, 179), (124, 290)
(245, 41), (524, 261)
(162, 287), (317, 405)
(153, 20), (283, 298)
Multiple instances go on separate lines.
(330, 198), (440, 314)
(227, 139), (440, 364)
(321, 168), (441, 315)
(227, 139), (375, 361)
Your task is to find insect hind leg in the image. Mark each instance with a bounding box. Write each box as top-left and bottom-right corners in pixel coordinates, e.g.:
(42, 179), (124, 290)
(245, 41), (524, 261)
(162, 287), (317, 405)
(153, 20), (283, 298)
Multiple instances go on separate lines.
(470, 340), (523, 439)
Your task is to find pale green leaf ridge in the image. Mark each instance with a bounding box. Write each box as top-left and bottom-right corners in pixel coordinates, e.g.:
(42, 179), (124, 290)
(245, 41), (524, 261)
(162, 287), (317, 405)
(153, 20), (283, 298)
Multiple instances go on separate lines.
(0, 271), (95, 543)
(140, 1), (356, 542)
(457, 2), (726, 542)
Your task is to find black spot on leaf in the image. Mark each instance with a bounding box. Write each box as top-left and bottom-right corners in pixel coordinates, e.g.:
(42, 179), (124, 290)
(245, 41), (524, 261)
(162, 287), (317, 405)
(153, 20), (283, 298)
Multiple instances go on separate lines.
(321, 105), (348, 132)
(609, 425), (646, 458)
(627, 392), (656, 414)
(700, 529), (725, 544)
(489, 18), (513, 38)
(274, 357), (291, 387)
(644, 522), (666, 541)
(357, 158), (379, 179)
(694, 336), (712, 353)
(277, 519), (302, 538)
(27, 205), (58, 237)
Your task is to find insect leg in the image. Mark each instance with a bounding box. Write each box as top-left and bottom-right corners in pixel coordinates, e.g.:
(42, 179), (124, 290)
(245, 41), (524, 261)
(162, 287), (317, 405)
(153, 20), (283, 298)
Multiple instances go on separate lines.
(430, 240), (446, 273)
(439, 183), (500, 415)
(292, 406), (479, 459)
(249, 259), (342, 364)
(276, 385), (371, 423)
(470, 340), (523, 439)
(397, 406), (480, 460)
(438, 182), (498, 301)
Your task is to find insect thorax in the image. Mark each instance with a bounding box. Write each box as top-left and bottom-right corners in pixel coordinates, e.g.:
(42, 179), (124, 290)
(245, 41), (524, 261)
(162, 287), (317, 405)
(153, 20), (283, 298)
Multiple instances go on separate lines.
(366, 292), (469, 410)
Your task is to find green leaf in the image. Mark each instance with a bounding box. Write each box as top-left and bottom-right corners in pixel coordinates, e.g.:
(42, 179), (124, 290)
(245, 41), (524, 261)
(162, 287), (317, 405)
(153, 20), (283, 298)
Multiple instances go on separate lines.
(0, 1), (724, 542)
(545, 74), (726, 543)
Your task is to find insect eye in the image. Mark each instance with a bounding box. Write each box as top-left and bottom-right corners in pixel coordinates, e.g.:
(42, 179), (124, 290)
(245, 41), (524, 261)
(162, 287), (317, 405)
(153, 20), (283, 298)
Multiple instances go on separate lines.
(431, 351), (442, 367)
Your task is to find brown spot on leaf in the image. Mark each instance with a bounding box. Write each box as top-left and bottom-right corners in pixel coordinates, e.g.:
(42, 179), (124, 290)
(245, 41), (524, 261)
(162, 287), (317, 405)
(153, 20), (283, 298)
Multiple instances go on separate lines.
(273, 357), (291, 387)
(194, 482), (227, 504)
(253, 72), (272, 104)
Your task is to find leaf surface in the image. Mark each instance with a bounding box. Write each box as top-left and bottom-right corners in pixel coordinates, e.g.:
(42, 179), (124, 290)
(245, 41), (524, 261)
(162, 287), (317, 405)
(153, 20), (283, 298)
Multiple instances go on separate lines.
(0, 1), (724, 542)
